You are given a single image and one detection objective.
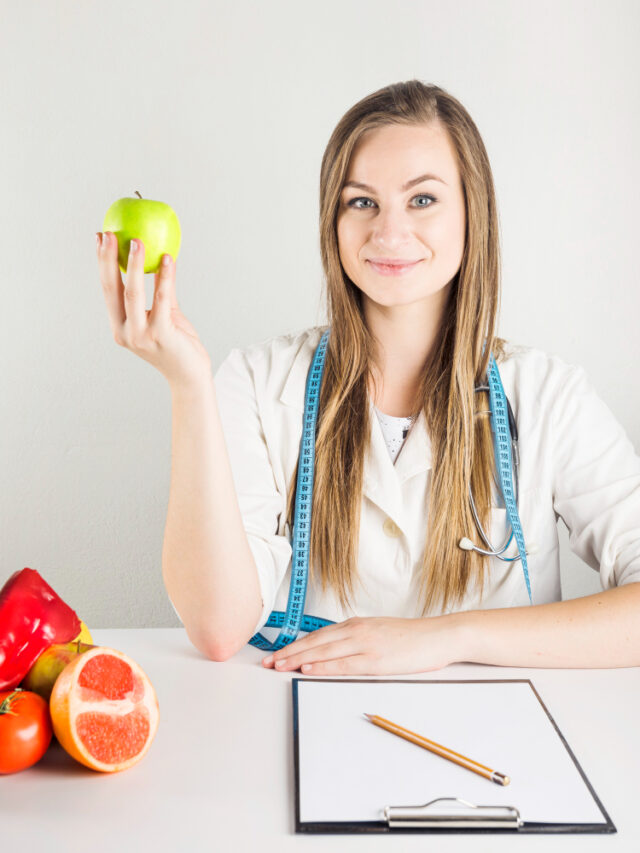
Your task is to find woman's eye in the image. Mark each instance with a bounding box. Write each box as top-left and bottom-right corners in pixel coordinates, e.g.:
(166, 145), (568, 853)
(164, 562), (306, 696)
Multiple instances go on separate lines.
(413, 194), (436, 207)
(347, 197), (375, 209)
(346, 194), (436, 209)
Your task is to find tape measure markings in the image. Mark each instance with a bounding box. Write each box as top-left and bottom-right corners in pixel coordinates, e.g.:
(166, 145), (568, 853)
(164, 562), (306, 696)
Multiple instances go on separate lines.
(250, 329), (333, 651)
(487, 354), (532, 602)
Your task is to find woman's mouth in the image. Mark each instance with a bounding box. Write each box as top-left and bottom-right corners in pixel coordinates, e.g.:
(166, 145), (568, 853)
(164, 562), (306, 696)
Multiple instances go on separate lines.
(366, 259), (423, 276)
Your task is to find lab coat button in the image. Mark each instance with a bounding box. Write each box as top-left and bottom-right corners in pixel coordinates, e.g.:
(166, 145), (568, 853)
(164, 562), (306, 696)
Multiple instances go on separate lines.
(383, 518), (401, 538)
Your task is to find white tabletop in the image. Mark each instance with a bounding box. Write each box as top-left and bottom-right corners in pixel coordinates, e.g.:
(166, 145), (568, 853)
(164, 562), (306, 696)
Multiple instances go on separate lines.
(4, 628), (639, 852)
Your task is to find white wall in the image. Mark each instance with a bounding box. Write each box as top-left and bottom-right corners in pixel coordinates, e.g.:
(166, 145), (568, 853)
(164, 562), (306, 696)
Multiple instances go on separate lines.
(1, 0), (638, 627)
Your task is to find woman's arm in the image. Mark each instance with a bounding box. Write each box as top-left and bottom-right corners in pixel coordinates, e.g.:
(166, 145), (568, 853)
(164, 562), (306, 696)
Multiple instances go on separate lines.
(262, 583), (640, 674)
(458, 582), (640, 668)
(164, 377), (263, 660)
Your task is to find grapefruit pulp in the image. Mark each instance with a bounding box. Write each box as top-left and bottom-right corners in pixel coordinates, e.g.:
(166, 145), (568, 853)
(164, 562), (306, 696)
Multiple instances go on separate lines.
(49, 646), (159, 772)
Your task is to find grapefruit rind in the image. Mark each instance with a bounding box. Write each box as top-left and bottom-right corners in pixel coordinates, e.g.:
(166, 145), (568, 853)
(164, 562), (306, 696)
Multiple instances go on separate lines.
(49, 646), (159, 773)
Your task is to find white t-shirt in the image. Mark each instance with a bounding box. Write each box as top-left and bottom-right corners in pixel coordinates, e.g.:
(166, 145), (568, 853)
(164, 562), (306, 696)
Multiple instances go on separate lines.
(374, 407), (416, 464)
(168, 325), (640, 637)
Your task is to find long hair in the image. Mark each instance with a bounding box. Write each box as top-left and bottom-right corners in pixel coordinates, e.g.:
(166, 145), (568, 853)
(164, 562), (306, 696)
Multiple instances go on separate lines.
(285, 80), (506, 615)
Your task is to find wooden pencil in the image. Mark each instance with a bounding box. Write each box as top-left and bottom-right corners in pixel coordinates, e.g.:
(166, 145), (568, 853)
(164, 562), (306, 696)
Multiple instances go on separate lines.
(364, 713), (510, 786)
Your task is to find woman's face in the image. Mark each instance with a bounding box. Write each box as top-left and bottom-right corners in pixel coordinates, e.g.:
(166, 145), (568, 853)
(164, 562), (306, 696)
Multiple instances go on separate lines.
(336, 121), (466, 310)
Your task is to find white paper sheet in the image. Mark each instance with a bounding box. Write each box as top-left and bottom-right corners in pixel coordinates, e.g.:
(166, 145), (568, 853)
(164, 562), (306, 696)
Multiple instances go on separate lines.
(295, 680), (607, 826)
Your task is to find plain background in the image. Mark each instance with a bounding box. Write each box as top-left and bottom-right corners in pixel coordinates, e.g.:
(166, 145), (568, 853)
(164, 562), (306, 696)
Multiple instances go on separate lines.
(1, 0), (638, 629)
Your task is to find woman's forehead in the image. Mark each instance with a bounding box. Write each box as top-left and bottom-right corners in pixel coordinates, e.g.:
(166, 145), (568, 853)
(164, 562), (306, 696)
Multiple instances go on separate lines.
(345, 122), (460, 187)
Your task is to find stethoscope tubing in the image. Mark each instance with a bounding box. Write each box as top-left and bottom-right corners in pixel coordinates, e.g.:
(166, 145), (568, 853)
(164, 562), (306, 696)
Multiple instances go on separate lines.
(468, 385), (521, 562)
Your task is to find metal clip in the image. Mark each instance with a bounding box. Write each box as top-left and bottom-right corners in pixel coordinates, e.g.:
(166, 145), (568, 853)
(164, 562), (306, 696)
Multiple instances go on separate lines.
(384, 796), (523, 829)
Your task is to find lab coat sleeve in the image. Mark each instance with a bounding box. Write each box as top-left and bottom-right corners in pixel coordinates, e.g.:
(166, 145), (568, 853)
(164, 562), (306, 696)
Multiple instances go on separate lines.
(551, 361), (640, 589)
(213, 347), (293, 634)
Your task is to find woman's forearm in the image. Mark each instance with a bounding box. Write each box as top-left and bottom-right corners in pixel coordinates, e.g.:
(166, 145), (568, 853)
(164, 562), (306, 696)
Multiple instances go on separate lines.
(162, 375), (263, 660)
(456, 582), (640, 668)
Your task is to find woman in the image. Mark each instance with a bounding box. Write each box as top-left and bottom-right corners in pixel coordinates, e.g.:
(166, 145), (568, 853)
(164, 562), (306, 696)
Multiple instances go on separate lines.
(96, 80), (640, 674)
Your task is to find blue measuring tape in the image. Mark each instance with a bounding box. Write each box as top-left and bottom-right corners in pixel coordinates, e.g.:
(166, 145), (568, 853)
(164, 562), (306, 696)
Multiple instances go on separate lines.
(248, 330), (530, 651)
(486, 353), (531, 602)
(249, 330), (335, 652)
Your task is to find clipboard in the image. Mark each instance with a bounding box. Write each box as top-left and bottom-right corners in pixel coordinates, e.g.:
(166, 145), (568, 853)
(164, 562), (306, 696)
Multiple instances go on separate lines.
(292, 678), (616, 834)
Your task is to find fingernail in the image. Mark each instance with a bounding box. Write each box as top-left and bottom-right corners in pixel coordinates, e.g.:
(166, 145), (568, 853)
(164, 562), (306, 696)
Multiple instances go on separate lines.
(275, 658), (287, 668)
(263, 655), (273, 664)
(95, 232), (100, 248)
(162, 254), (171, 267)
(129, 239), (137, 255)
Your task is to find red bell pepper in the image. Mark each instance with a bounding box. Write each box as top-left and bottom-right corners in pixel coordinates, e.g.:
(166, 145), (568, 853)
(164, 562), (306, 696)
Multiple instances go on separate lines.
(0, 568), (81, 691)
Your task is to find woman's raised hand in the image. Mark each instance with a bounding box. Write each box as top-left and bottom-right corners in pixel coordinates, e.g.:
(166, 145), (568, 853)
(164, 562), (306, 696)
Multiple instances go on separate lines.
(97, 232), (212, 389)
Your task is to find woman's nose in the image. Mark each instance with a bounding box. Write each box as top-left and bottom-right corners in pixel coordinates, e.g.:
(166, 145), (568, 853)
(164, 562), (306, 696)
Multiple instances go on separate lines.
(369, 206), (414, 247)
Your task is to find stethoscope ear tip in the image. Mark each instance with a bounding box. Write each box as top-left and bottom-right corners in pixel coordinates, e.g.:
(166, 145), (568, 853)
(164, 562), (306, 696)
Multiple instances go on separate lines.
(458, 537), (475, 551)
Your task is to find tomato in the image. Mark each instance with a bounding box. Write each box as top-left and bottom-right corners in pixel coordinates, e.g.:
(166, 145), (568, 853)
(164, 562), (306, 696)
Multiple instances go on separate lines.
(0, 687), (53, 773)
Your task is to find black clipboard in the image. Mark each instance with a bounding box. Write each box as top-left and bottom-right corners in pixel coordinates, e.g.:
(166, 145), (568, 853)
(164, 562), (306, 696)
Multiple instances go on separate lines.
(292, 678), (616, 834)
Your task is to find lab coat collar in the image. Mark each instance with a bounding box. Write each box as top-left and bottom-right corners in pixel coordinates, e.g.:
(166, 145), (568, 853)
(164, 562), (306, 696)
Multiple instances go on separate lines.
(278, 339), (432, 526)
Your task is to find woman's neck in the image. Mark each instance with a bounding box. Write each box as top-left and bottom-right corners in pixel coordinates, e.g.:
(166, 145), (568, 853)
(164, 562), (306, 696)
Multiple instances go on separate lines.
(364, 284), (451, 417)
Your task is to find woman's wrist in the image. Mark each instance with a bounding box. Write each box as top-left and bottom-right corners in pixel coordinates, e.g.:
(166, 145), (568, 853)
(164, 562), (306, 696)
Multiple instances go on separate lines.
(440, 609), (477, 665)
(414, 610), (476, 668)
(168, 367), (214, 402)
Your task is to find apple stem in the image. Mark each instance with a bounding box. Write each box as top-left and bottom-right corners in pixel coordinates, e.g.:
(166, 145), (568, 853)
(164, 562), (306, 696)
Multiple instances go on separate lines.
(134, 191), (143, 199)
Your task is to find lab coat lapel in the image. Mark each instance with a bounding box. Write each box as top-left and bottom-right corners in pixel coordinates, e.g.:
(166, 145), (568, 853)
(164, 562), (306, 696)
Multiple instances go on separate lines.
(394, 408), (432, 484)
(363, 403), (433, 526)
(363, 396), (404, 524)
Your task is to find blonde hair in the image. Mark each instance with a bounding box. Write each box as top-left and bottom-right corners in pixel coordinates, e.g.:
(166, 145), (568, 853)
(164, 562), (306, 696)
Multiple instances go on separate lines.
(286, 80), (506, 615)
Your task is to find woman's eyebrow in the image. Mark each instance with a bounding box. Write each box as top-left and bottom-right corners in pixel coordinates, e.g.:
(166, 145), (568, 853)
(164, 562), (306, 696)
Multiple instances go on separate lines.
(342, 173), (447, 192)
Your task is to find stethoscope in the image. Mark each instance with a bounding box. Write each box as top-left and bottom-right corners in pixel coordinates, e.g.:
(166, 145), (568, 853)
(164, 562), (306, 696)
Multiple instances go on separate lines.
(458, 385), (521, 561)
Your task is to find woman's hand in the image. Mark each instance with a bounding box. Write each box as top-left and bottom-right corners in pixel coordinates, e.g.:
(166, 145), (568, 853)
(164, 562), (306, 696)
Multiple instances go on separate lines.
(261, 615), (466, 676)
(97, 231), (212, 389)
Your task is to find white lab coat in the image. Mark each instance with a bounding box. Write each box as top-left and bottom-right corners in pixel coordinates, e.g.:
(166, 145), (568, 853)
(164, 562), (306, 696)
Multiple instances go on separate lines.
(171, 325), (640, 636)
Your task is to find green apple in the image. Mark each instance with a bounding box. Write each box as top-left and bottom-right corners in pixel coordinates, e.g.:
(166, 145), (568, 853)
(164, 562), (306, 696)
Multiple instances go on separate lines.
(102, 191), (181, 274)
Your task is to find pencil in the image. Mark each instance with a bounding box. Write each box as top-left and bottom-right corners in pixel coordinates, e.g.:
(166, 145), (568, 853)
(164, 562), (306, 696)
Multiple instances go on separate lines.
(364, 713), (510, 786)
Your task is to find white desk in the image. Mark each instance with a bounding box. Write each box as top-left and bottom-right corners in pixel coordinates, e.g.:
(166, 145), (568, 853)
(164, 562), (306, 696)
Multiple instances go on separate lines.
(4, 628), (639, 852)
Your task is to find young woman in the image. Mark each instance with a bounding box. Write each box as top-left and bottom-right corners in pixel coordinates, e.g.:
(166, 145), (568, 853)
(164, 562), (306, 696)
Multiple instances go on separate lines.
(96, 80), (640, 674)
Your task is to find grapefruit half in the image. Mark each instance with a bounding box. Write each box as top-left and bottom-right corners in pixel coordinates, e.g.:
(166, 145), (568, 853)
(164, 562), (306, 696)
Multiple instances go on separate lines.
(49, 646), (159, 772)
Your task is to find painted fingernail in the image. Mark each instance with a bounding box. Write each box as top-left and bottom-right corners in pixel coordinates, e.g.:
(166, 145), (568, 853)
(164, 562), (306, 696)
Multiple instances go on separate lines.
(129, 239), (137, 255)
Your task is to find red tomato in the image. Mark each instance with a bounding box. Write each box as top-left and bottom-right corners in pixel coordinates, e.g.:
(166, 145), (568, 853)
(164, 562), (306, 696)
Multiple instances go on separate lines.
(0, 687), (53, 773)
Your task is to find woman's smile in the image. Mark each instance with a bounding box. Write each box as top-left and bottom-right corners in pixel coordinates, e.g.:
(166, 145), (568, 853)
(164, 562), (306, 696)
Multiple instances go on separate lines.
(367, 259), (423, 276)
